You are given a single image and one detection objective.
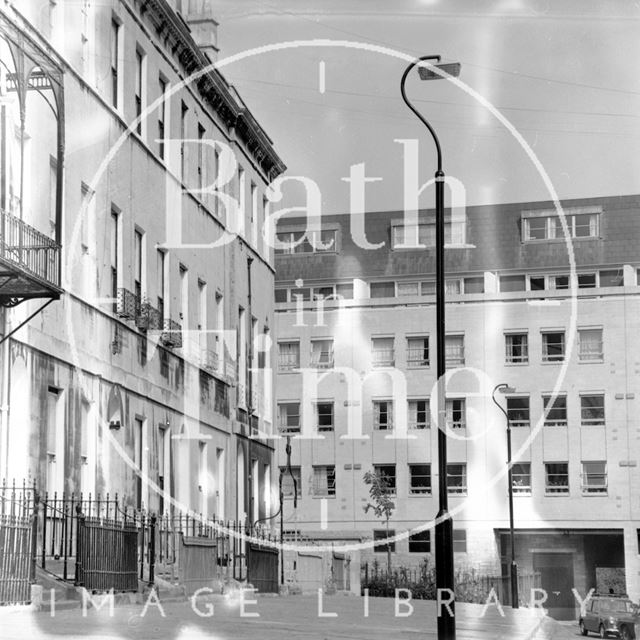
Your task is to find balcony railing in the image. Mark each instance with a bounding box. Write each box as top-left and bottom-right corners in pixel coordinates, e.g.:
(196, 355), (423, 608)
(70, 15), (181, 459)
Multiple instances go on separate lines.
(161, 319), (183, 349)
(0, 208), (60, 293)
(116, 288), (138, 320)
(200, 348), (219, 374)
(136, 301), (162, 331)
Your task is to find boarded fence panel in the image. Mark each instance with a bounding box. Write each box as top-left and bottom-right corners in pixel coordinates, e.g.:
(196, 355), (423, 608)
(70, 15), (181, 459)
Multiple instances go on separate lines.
(247, 543), (278, 593)
(178, 535), (218, 596)
(0, 514), (32, 604)
(295, 551), (324, 593)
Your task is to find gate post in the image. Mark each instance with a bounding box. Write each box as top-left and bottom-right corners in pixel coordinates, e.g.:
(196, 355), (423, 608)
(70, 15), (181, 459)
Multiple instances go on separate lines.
(30, 488), (40, 582)
(148, 514), (157, 586)
(74, 504), (84, 586)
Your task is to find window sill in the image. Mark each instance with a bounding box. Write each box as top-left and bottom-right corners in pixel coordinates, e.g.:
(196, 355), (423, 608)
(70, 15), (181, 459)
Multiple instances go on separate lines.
(522, 236), (600, 244)
(505, 361), (529, 366)
(312, 495), (336, 499)
(409, 492), (433, 497)
(544, 491), (569, 496)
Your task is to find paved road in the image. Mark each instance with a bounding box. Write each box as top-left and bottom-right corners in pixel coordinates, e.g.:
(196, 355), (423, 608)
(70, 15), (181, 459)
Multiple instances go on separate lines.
(0, 594), (582, 640)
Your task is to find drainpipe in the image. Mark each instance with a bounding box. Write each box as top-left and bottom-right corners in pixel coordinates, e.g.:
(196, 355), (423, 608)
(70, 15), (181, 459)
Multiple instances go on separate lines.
(246, 255), (253, 583)
(0, 308), (10, 480)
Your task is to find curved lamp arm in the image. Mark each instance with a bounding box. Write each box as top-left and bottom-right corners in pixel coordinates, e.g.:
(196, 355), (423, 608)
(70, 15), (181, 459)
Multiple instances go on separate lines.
(253, 436), (297, 528)
(492, 383), (511, 424)
(400, 55), (443, 173)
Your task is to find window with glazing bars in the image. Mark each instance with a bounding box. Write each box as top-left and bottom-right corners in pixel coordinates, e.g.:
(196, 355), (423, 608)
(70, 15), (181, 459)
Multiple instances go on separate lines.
(545, 462), (569, 494)
(407, 337), (429, 367)
(446, 399), (465, 429)
(316, 402), (334, 432)
(274, 230), (336, 254)
(370, 282), (395, 298)
(506, 397), (530, 427)
(280, 466), (301, 497)
(581, 394), (604, 425)
(409, 530), (430, 553)
(542, 331), (565, 362)
(372, 337), (394, 366)
(408, 400), (429, 429)
(453, 529), (467, 552)
(511, 463), (531, 494)
(581, 461), (607, 494)
(543, 395), (567, 426)
(373, 464), (396, 494)
(505, 333), (528, 363)
(312, 466), (336, 496)
(445, 335), (465, 366)
(278, 402), (300, 433)
(310, 339), (334, 368)
(278, 341), (299, 371)
(579, 329), (603, 361)
(409, 464), (431, 495)
(447, 463), (467, 494)
(373, 529), (395, 553)
(374, 401), (393, 430)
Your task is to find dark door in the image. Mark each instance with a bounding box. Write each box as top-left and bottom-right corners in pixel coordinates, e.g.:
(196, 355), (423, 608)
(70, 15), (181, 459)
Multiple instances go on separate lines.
(533, 552), (575, 620)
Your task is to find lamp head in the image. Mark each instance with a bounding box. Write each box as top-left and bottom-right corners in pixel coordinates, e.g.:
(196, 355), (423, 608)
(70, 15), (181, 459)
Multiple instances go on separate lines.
(418, 61), (461, 81)
(497, 384), (516, 394)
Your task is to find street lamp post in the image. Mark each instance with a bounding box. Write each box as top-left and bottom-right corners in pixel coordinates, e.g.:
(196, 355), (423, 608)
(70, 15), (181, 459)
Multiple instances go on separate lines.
(492, 383), (519, 609)
(401, 55), (461, 640)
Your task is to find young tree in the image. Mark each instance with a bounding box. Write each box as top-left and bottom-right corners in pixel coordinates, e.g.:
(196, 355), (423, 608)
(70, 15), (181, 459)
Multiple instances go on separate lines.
(363, 469), (395, 576)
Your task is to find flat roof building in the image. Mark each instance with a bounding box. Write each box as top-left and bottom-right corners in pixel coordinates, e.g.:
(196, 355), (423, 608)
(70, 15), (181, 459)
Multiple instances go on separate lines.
(274, 194), (640, 616)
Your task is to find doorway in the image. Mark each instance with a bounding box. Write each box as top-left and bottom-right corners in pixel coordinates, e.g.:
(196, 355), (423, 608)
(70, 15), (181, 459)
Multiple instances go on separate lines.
(533, 552), (575, 620)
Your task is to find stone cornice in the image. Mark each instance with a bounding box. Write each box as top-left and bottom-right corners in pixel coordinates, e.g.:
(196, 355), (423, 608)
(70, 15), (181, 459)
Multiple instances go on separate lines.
(143, 0), (286, 182)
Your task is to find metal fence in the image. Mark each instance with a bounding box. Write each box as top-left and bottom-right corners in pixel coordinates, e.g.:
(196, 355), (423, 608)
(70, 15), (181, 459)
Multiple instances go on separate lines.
(76, 514), (140, 591)
(0, 480), (280, 599)
(0, 481), (37, 605)
(361, 561), (541, 605)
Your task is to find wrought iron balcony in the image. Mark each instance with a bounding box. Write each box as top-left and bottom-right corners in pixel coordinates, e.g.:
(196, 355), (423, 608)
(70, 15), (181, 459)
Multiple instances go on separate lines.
(0, 208), (61, 304)
(116, 288), (139, 320)
(160, 318), (182, 349)
(200, 348), (219, 374)
(135, 301), (162, 331)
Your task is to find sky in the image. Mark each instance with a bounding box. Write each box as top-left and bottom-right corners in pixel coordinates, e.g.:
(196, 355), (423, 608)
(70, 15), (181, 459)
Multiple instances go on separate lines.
(212, 0), (640, 215)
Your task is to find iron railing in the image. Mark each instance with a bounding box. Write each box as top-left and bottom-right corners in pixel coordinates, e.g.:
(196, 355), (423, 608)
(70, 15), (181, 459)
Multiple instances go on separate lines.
(0, 480), (38, 605)
(161, 318), (183, 348)
(0, 208), (60, 288)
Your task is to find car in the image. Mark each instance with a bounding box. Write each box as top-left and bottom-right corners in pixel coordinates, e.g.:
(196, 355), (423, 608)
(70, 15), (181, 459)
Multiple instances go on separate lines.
(579, 593), (639, 639)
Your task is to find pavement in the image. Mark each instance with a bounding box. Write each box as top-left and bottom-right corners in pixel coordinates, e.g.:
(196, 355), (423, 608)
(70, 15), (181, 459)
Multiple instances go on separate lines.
(0, 593), (583, 640)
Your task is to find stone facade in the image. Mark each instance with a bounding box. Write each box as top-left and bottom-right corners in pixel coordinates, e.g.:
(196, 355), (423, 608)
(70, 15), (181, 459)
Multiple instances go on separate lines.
(274, 194), (640, 602)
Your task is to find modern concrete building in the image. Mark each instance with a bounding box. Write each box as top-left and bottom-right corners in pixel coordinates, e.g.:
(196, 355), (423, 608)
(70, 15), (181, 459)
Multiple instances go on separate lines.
(0, 0), (284, 524)
(273, 194), (640, 614)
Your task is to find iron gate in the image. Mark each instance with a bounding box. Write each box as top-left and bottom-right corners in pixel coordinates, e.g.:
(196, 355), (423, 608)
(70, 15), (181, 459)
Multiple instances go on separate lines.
(0, 481), (36, 605)
(75, 514), (139, 591)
